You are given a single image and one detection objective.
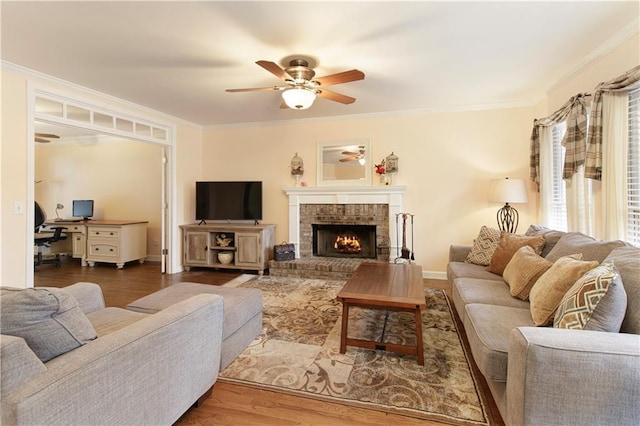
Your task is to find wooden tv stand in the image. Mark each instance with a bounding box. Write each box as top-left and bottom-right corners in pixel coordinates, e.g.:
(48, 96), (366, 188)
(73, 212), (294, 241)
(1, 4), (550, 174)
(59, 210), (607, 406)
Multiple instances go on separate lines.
(180, 223), (275, 275)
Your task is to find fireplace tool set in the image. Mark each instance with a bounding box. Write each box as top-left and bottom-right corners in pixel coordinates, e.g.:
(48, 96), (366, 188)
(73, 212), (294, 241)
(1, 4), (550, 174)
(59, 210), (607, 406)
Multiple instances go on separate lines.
(395, 213), (415, 263)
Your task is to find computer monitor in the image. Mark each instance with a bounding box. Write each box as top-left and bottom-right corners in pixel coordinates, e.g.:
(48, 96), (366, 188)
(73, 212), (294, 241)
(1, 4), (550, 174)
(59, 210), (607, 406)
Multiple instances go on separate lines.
(72, 200), (94, 220)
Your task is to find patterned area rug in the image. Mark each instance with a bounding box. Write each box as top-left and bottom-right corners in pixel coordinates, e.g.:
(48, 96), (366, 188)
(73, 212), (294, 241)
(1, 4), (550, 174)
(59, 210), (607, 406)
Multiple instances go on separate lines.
(220, 275), (490, 425)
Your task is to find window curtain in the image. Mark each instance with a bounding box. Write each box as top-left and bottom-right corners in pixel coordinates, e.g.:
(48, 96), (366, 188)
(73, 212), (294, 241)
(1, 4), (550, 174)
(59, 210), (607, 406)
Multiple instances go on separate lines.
(530, 93), (588, 188)
(538, 126), (555, 227)
(530, 94), (589, 232)
(585, 65), (640, 180)
(601, 92), (629, 240)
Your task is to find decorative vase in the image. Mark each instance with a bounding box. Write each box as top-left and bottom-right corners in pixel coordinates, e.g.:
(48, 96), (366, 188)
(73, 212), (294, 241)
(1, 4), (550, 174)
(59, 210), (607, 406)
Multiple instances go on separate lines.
(217, 251), (234, 265)
(379, 174), (389, 185)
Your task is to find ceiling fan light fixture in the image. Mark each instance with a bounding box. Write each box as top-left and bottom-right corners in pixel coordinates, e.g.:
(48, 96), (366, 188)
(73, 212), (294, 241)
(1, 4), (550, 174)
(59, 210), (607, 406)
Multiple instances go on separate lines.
(282, 88), (316, 110)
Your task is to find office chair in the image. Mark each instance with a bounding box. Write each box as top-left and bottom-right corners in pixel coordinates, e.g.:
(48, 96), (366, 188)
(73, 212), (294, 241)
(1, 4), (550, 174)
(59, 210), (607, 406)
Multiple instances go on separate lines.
(34, 201), (67, 268)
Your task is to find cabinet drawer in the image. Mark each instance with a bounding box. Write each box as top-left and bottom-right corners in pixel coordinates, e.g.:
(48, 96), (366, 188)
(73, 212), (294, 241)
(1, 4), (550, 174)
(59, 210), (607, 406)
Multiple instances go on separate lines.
(88, 243), (119, 258)
(89, 228), (120, 239)
(66, 225), (86, 233)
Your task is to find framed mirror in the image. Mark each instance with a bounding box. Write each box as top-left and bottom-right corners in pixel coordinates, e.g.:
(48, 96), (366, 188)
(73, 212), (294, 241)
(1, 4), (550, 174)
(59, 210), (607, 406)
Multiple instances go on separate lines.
(317, 138), (371, 186)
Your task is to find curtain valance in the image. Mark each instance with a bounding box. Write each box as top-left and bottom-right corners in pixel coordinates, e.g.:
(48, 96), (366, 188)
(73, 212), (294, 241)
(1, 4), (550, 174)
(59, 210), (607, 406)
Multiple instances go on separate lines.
(585, 65), (640, 180)
(530, 93), (588, 188)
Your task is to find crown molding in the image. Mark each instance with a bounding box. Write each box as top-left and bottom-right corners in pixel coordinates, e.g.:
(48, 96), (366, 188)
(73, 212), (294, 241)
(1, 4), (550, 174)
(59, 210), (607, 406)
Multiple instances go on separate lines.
(1, 60), (201, 129)
(548, 18), (639, 93)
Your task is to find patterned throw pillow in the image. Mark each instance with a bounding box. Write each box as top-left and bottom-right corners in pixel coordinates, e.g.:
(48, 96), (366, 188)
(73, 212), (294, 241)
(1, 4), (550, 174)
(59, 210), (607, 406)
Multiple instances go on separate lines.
(486, 232), (546, 276)
(465, 226), (501, 266)
(554, 262), (627, 331)
(529, 254), (599, 326)
(503, 246), (553, 300)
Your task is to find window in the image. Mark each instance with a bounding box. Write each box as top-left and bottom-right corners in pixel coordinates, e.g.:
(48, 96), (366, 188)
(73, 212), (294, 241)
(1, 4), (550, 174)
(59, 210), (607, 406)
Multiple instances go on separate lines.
(628, 88), (640, 246)
(550, 122), (568, 231)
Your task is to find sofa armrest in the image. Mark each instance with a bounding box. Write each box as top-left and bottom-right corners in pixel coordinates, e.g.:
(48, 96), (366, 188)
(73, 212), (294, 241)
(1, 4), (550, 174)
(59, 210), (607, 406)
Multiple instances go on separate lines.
(62, 282), (105, 314)
(507, 327), (640, 426)
(2, 294), (224, 426)
(449, 244), (472, 262)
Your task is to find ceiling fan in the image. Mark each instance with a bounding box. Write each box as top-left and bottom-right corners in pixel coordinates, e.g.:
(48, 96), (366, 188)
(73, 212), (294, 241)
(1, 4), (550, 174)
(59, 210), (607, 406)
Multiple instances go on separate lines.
(340, 146), (366, 163)
(226, 59), (365, 110)
(35, 133), (60, 143)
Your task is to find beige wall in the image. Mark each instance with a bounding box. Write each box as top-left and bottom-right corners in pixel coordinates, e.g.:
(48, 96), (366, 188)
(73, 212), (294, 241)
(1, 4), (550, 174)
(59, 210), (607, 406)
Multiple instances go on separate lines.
(203, 105), (538, 275)
(35, 140), (163, 257)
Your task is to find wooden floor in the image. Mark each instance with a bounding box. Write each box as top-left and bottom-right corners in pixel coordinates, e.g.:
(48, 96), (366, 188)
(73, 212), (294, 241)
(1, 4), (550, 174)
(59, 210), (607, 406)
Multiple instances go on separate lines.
(35, 258), (503, 426)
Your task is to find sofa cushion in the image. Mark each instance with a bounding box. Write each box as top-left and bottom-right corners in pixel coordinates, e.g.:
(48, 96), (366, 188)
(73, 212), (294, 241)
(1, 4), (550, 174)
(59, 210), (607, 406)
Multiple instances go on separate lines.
(448, 261), (505, 283)
(464, 304), (533, 382)
(524, 224), (565, 258)
(0, 335), (47, 398)
(486, 232), (545, 276)
(0, 287), (97, 362)
(503, 246), (553, 300)
(452, 278), (529, 323)
(529, 254), (599, 326)
(465, 226), (502, 266)
(604, 246), (640, 334)
(126, 282), (263, 340)
(87, 307), (149, 337)
(553, 262), (626, 332)
(545, 232), (626, 263)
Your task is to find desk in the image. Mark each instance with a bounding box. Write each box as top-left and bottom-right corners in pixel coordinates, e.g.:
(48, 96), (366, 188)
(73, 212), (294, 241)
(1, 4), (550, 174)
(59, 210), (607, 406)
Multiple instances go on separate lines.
(44, 220), (148, 268)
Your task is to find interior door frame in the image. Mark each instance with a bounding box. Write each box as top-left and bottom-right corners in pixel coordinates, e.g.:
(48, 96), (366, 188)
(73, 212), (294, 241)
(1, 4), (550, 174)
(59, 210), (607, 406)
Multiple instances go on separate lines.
(26, 83), (177, 286)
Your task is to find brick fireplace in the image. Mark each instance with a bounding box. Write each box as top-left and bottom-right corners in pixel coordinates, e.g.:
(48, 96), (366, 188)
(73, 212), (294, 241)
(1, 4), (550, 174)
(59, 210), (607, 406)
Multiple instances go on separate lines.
(284, 186), (406, 261)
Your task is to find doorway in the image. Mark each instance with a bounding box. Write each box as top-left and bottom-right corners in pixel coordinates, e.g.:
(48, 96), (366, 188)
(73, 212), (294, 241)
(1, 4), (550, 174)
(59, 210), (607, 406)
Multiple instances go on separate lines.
(27, 87), (176, 285)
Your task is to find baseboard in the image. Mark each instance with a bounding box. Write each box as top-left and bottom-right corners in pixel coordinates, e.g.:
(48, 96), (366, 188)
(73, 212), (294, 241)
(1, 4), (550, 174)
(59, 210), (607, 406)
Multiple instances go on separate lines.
(423, 270), (447, 280)
(146, 254), (162, 262)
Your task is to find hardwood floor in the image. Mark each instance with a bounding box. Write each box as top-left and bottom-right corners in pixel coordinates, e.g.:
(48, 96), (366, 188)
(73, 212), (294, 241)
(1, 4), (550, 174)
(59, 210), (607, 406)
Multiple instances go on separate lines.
(35, 258), (503, 425)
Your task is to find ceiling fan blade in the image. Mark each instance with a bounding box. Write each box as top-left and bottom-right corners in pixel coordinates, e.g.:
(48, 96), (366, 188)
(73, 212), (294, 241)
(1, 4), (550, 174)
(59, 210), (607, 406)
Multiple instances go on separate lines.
(342, 151), (358, 155)
(226, 86), (282, 93)
(314, 69), (364, 86)
(35, 133), (60, 138)
(339, 157), (357, 162)
(256, 60), (292, 81)
(317, 89), (356, 105)
(279, 102), (289, 109)
(35, 137), (51, 143)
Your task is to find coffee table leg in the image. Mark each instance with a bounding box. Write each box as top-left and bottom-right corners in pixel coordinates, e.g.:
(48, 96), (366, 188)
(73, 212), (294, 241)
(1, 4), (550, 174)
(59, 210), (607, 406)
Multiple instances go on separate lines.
(415, 308), (424, 365)
(340, 301), (350, 354)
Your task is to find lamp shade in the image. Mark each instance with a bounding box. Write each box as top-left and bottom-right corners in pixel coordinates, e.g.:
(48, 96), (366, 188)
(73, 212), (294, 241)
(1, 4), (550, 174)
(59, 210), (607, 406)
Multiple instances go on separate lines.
(489, 178), (528, 204)
(282, 88), (316, 110)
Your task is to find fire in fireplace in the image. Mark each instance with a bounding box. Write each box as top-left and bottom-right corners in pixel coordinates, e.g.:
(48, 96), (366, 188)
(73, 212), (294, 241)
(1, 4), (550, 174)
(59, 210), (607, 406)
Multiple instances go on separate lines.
(313, 224), (376, 259)
(334, 235), (362, 253)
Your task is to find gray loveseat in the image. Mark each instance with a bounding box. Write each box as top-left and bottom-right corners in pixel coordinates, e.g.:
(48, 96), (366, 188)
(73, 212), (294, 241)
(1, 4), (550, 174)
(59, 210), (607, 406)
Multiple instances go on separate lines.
(447, 227), (640, 425)
(1, 282), (223, 425)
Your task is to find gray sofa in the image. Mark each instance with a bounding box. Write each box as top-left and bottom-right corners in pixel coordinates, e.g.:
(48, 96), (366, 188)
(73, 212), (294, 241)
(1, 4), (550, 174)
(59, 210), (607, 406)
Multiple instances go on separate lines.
(1, 282), (223, 425)
(447, 228), (640, 425)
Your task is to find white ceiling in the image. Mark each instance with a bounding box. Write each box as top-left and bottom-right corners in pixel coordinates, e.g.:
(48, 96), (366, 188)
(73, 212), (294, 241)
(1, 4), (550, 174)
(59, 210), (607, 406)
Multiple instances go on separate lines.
(2, 1), (638, 127)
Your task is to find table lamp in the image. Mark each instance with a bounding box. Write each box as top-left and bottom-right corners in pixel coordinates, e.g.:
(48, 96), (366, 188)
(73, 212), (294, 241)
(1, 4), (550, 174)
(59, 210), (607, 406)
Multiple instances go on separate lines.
(489, 177), (528, 233)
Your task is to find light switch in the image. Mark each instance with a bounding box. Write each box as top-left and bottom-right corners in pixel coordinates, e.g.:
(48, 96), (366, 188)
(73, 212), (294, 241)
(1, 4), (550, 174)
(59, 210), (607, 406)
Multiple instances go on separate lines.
(13, 201), (25, 215)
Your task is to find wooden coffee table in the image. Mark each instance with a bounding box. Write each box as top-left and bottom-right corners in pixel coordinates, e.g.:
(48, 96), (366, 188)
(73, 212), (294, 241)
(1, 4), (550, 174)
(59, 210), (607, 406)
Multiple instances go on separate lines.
(337, 262), (426, 365)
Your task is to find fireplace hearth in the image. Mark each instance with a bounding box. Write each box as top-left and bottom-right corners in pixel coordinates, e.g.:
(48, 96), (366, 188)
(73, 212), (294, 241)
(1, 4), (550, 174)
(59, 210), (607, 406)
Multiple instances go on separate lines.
(313, 224), (376, 259)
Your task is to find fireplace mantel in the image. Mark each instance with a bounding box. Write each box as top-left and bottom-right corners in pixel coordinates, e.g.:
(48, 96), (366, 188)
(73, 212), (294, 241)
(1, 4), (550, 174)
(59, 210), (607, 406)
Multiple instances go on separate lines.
(284, 186), (406, 259)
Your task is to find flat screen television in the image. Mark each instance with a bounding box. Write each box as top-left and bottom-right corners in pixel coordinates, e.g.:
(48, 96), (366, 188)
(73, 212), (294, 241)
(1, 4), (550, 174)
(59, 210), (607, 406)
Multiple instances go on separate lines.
(72, 199), (94, 220)
(196, 181), (262, 222)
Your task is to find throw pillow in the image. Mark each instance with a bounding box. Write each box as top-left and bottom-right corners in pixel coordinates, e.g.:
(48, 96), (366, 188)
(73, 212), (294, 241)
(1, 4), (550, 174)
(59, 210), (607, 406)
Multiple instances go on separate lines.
(554, 262), (627, 332)
(503, 246), (553, 300)
(524, 224), (565, 258)
(545, 232), (626, 263)
(0, 287), (97, 362)
(465, 226), (501, 266)
(529, 254), (599, 326)
(486, 232), (546, 276)
(604, 245), (640, 334)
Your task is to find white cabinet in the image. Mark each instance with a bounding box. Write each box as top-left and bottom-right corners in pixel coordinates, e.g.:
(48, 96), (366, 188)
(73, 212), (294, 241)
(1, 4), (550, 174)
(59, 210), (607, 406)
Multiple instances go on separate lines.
(181, 223), (275, 275)
(85, 222), (148, 269)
